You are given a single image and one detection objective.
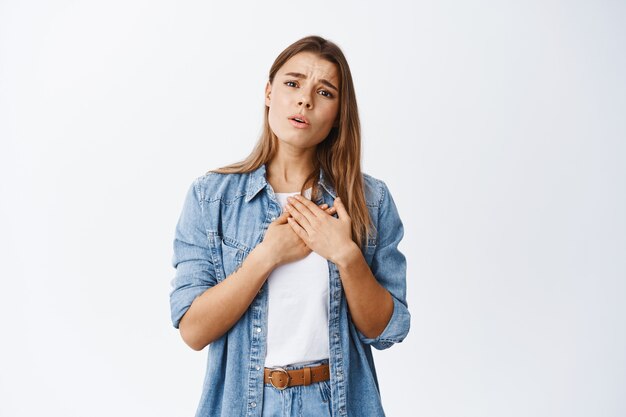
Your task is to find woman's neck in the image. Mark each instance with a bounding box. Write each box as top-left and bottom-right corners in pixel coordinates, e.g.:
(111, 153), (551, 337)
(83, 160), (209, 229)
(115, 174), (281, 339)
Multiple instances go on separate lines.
(267, 149), (316, 193)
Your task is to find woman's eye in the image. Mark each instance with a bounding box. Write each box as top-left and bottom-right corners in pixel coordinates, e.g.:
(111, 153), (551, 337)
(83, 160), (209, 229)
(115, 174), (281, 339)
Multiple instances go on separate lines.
(285, 81), (297, 87)
(318, 89), (333, 98)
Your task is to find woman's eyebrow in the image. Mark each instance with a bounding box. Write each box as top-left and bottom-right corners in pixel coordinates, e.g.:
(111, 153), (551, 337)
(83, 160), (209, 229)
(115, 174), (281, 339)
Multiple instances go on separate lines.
(283, 72), (339, 92)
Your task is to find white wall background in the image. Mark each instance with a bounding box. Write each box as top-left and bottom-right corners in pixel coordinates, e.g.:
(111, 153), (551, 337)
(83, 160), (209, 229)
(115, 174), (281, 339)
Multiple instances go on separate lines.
(1, 1), (625, 416)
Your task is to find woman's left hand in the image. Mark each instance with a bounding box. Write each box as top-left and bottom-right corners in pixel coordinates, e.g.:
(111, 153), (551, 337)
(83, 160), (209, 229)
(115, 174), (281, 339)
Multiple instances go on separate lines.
(285, 195), (356, 263)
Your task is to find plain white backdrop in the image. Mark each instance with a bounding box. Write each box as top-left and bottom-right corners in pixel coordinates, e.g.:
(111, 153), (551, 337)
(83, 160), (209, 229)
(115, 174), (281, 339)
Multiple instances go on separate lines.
(1, 1), (625, 416)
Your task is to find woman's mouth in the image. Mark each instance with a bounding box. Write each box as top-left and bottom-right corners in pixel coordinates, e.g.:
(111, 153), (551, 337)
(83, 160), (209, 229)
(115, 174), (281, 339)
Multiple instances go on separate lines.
(288, 115), (310, 129)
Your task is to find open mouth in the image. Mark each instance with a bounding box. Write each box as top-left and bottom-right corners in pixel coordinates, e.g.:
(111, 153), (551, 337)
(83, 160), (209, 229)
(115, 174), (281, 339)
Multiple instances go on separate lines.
(288, 114), (310, 126)
(289, 117), (309, 128)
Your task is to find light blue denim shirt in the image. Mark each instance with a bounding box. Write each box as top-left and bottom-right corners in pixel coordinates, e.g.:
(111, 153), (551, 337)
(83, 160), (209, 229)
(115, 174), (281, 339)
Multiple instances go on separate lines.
(170, 164), (410, 417)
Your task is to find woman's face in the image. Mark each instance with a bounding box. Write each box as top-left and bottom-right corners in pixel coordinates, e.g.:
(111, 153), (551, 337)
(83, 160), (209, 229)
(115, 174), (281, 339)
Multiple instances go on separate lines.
(265, 51), (340, 152)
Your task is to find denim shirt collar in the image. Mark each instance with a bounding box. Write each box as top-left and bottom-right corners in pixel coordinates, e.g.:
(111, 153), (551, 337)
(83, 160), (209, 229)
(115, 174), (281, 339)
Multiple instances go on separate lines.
(245, 163), (337, 202)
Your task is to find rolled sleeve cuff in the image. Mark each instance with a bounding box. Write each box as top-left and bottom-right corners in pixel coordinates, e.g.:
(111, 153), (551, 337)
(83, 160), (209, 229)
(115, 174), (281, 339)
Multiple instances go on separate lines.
(169, 281), (210, 329)
(357, 296), (411, 350)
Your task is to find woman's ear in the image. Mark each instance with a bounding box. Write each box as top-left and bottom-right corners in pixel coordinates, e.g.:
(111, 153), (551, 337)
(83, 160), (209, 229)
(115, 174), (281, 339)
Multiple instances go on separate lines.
(265, 81), (272, 107)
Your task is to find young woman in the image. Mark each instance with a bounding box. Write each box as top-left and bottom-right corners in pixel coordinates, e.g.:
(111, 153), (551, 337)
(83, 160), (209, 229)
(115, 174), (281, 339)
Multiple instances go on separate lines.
(170, 35), (410, 417)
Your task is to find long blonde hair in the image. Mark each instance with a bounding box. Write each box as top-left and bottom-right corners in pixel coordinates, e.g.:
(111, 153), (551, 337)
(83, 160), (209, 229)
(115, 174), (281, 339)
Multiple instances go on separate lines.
(213, 35), (372, 247)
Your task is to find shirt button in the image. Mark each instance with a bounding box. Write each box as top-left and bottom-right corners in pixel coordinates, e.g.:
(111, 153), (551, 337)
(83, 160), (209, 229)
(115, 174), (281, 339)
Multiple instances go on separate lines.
(256, 365), (261, 371)
(270, 216), (276, 221)
(250, 402), (257, 408)
(255, 327), (262, 333)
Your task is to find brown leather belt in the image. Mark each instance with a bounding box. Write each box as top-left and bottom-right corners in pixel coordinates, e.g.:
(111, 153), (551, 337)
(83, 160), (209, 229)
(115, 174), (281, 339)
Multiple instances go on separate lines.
(264, 364), (330, 390)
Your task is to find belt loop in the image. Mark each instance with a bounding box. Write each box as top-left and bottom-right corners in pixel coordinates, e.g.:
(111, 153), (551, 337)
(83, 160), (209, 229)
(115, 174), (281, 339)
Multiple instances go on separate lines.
(304, 366), (312, 386)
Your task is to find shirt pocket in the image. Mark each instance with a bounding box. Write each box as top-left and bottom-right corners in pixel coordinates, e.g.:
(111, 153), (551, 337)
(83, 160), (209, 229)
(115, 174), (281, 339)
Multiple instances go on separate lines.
(219, 235), (250, 281)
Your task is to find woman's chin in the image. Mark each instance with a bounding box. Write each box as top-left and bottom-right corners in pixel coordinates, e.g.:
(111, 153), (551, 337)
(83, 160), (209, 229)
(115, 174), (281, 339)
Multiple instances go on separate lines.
(274, 134), (325, 151)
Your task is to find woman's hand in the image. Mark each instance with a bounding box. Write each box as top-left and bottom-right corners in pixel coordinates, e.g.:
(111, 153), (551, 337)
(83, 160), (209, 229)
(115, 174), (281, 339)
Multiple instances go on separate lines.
(261, 210), (310, 267)
(259, 203), (336, 267)
(285, 195), (356, 264)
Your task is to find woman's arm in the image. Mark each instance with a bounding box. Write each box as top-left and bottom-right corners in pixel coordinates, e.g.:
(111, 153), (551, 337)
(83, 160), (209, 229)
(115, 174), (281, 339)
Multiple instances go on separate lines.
(178, 241), (277, 351)
(176, 202), (337, 351)
(285, 185), (409, 344)
(333, 244), (394, 339)
(177, 208), (305, 351)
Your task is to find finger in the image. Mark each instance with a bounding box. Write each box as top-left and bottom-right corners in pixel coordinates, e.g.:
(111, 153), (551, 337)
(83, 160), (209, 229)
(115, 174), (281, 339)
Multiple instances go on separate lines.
(292, 195), (326, 218)
(333, 197), (350, 219)
(325, 206), (336, 215)
(319, 203), (329, 209)
(287, 197), (317, 223)
(287, 217), (309, 241)
(285, 202), (312, 229)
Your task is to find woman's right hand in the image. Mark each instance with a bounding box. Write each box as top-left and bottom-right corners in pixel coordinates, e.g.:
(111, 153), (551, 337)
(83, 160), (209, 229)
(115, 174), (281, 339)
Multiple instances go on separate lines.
(259, 203), (336, 267)
(177, 201), (334, 351)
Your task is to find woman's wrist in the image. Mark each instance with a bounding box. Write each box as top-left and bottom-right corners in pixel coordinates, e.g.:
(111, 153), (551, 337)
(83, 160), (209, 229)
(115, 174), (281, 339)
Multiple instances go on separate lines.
(252, 241), (282, 270)
(331, 241), (361, 268)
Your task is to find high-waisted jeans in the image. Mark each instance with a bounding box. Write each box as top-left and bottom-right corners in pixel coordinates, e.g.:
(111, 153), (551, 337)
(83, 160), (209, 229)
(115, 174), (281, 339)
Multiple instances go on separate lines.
(261, 359), (332, 417)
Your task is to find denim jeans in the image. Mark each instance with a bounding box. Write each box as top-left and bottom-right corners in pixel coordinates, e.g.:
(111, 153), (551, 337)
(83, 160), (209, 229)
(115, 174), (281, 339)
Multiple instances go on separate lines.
(261, 360), (332, 417)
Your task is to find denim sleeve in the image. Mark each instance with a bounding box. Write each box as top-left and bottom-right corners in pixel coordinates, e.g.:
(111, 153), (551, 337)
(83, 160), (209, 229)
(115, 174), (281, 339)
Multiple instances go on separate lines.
(169, 179), (217, 329)
(357, 181), (411, 350)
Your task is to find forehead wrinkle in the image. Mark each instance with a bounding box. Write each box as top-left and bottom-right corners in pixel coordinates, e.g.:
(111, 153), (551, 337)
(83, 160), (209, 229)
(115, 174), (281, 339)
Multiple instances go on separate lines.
(282, 71), (339, 91)
(278, 53), (339, 87)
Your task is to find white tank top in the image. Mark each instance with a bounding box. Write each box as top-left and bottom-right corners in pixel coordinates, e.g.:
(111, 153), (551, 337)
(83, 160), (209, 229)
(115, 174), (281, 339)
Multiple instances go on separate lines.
(264, 188), (330, 367)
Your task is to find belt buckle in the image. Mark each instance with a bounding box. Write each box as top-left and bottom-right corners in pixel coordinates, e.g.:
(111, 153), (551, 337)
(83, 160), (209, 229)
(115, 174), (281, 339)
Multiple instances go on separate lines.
(268, 367), (290, 390)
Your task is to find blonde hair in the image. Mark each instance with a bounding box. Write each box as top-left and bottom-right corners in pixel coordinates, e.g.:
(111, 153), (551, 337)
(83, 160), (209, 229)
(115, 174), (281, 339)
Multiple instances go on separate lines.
(213, 35), (372, 247)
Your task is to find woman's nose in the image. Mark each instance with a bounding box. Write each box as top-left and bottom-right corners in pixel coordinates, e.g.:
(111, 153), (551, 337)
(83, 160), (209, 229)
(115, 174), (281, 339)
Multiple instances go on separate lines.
(298, 95), (313, 109)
